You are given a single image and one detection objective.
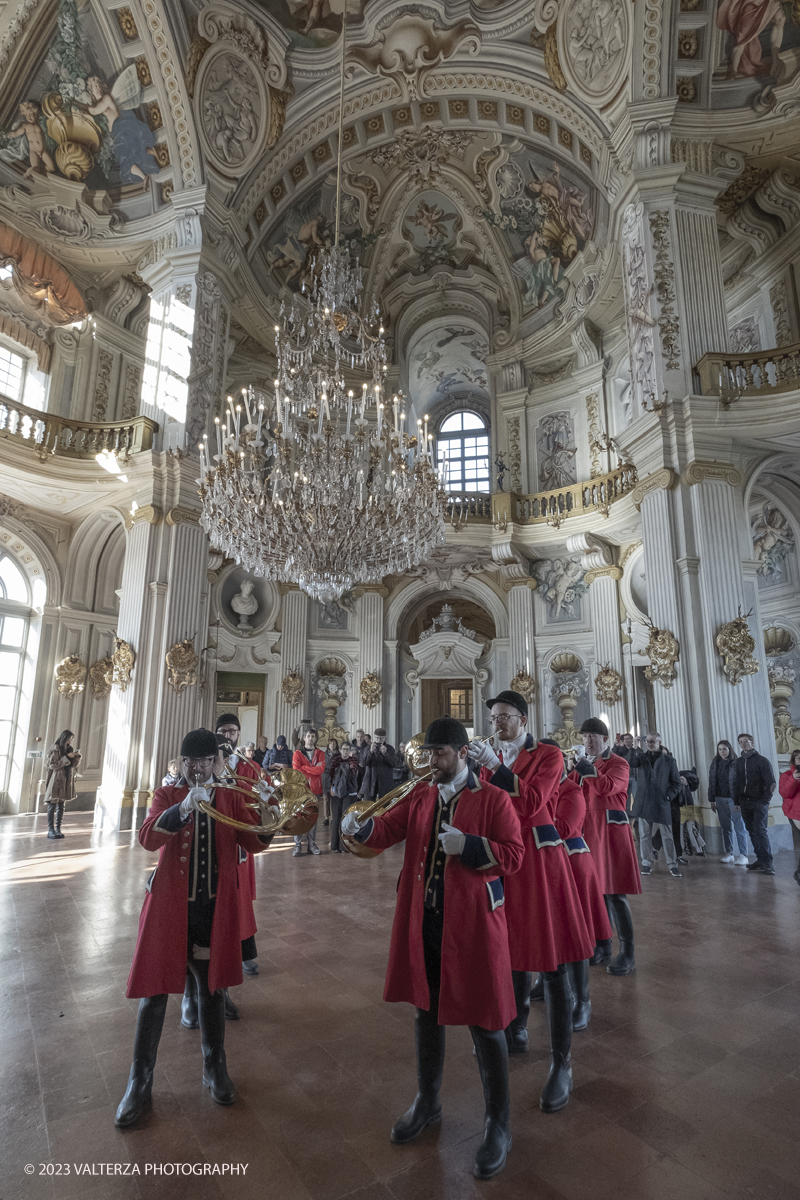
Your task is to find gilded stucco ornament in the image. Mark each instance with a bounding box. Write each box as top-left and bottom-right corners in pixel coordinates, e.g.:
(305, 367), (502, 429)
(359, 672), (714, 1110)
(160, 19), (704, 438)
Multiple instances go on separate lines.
(594, 664), (623, 707)
(643, 620), (679, 689)
(111, 637), (135, 692)
(359, 671), (382, 710)
(509, 667), (536, 703)
(89, 657), (113, 699)
(281, 668), (304, 708)
(55, 654), (86, 698)
(716, 609), (759, 686)
(166, 638), (199, 693)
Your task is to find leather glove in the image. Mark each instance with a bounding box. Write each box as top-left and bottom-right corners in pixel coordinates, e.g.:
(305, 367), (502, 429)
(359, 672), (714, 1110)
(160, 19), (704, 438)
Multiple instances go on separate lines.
(179, 787), (207, 821)
(572, 757), (597, 778)
(469, 740), (500, 771)
(438, 823), (466, 855)
(341, 811), (363, 837)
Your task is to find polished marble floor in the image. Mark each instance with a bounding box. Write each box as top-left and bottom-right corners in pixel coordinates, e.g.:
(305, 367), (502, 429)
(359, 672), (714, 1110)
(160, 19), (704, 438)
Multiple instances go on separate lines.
(2, 810), (800, 1200)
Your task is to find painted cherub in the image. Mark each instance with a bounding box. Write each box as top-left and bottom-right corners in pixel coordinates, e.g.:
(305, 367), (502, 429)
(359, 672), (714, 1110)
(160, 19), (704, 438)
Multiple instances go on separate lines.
(86, 74), (159, 186)
(7, 101), (56, 178)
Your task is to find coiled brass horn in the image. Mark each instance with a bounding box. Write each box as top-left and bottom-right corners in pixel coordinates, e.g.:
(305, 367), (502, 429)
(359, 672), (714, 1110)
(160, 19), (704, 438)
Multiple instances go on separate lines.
(342, 733), (493, 858)
(194, 767), (318, 836)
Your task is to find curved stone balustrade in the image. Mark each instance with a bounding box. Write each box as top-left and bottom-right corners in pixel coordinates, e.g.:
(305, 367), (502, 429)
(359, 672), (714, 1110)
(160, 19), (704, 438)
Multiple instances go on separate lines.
(444, 465), (638, 529)
(696, 342), (800, 397)
(0, 398), (158, 461)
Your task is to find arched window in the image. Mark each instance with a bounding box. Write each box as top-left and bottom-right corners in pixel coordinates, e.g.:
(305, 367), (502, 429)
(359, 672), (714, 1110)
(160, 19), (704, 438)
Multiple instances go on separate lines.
(0, 552), (31, 802)
(436, 411), (490, 493)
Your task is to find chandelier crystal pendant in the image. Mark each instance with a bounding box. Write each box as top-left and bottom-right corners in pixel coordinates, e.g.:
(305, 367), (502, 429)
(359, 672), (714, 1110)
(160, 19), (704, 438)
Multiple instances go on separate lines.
(196, 6), (446, 604)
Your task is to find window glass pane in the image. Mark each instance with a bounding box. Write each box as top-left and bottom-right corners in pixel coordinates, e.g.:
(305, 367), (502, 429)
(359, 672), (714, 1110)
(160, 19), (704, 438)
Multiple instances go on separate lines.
(0, 719), (12, 752)
(0, 616), (25, 647)
(440, 414), (463, 433)
(0, 685), (17, 721)
(0, 345), (25, 402)
(461, 412), (484, 430)
(32, 579), (46, 608)
(0, 555), (27, 602)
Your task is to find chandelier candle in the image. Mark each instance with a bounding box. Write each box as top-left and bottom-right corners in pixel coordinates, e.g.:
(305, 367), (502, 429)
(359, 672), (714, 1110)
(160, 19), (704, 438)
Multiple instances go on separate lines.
(197, 244), (447, 605)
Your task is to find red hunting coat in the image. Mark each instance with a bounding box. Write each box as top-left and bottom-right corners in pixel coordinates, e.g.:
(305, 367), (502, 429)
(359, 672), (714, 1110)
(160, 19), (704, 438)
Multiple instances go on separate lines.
(126, 783), (267, 998)
(552, 777), (612, 942)
(482, 737), (594, 971)
(569, 747), (641, 896)
(361, 774), (524, 1029)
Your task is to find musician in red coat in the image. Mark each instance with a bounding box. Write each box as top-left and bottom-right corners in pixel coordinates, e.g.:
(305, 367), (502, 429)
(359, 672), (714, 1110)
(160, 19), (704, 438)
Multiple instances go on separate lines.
(341, 717), (524, 1181)
(116, 728), (274, 1130)
(292, 728), (325, 855)
(469, 690), (593, 1115)
(569, 717), (641, 977)
(552, 772), (613, 1031)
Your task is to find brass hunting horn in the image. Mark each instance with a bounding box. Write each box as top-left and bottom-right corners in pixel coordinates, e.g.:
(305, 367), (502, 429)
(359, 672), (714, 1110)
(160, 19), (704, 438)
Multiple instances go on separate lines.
(342, 733), (494, 858)
(193, 766), (318, 837)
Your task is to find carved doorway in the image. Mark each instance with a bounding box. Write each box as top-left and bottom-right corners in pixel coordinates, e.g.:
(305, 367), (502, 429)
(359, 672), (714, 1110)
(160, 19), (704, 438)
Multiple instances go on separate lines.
(421, 678), (474, 736)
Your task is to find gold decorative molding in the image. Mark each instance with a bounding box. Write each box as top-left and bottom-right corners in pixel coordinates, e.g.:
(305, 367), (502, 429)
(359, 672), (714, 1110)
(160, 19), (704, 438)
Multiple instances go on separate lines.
(359, 671), (382, 709)
(55, 655), (86, 698)
(124, 504), (162, 530)
(683, 460), (742, 488)
(111, 637), (135, 692)
(281, 668), (304, 706)
(619, 540), (643, 570)
(584, 566), (623, 585)
(88, 657), (113, 699)
(631, 469), (678, 510)
(166, 638), (198, 692)
(643, 620), (679, 689)
(716, 609), (759, 686)
(500, 577), (537, 593)
(594, 664), (623, 707)
(165, 506), (201, 526)
(278, 582), (301, 594)
(509, 667), (536, 703)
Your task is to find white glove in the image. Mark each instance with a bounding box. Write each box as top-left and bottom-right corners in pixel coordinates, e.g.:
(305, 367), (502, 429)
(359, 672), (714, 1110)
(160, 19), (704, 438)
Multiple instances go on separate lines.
(469, 740), (500, 771)
(438, 823), (466, 856)
(179, 787), (207, 821)
(256, 780), (276, 802)
(227, 753), (241, 771)
(341, 811), (363, 837)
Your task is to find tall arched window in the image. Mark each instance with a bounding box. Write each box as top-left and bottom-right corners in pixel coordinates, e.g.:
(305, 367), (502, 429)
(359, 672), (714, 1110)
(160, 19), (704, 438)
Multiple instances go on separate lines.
(436, 411), (490, 493)
(0, 552), (31, 801)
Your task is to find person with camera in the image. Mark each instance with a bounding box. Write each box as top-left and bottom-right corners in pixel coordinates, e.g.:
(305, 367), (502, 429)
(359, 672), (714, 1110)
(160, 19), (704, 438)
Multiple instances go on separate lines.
(340, 717), (524, 1180)
(43, 729), (81, 840)
(330, 743), (360, 852)
(359, 728), (398, 802)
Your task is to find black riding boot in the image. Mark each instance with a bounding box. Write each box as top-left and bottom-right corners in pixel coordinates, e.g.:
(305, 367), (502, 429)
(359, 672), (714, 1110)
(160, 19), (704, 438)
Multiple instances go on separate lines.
(567, 959), (591, 1030)
(46, 804), (57, 839)
(222, 988), (240, 1020)
(192, 961), (235, 1105)
(540, 969), (573, 1113)
(181, 970), (198, 1029)
(54, 803), (65, 838)
(471, 1026), (511, 1179)
(505, 970), (532, 1054)
(606, 893), (636, 975)
(115, 994), (168, 1127)
(390, 1007), (446, 1143)
(530, 972), (544, 1001)
(589, 938), (612, 966)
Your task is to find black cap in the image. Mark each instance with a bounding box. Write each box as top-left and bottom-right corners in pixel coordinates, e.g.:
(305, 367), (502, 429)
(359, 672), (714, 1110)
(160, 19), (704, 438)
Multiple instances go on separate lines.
(216, 712), (240, 731)
(486, 689), (528, 718)
(180, 728), (218, 757)
(580, 717), (609, 736)
(421, 717), (469, 749)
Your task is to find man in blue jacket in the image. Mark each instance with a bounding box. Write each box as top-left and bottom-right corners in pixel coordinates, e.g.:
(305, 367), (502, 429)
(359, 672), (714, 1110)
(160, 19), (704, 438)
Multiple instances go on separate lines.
(731, 733), (776, 875)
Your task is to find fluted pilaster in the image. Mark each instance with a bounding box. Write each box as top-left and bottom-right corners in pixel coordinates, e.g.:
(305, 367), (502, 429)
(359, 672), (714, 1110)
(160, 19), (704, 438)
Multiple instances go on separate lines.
(274, 589), (309, 743)
(351, 590), (385, 734)
(586, 570), (627, 735)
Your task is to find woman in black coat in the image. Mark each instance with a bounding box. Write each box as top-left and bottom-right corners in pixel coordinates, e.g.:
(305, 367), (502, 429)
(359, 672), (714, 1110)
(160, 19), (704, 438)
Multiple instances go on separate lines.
(321, 739), (342, 826)
(330, 745), (360, 853)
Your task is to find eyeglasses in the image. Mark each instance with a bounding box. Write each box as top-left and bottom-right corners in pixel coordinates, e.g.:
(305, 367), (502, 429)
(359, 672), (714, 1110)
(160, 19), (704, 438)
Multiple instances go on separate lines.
(489, 715), (517, 725)
(183, 756), (215, 767)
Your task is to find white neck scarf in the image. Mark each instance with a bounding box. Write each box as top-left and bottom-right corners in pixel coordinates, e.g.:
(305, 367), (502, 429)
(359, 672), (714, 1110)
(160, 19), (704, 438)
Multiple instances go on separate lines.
(438, 762), (469, 802)
(499, 730), (527, 769)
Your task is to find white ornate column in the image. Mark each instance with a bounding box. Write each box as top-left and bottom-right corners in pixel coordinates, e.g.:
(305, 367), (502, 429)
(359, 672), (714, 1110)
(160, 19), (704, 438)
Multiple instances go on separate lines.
(352, 587), (386, 734)
(507, 582), (536, 680)
(567, 533), (627, 734)
(274, 587), (309, 740)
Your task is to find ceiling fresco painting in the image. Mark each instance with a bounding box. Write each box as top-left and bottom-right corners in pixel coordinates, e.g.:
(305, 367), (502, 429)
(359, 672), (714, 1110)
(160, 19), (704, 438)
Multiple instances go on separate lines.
(717, 0), (800, 80)
(254, 0), (363, 49)
(407, 323), (490, 417)
(0, 0), (159, 194)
